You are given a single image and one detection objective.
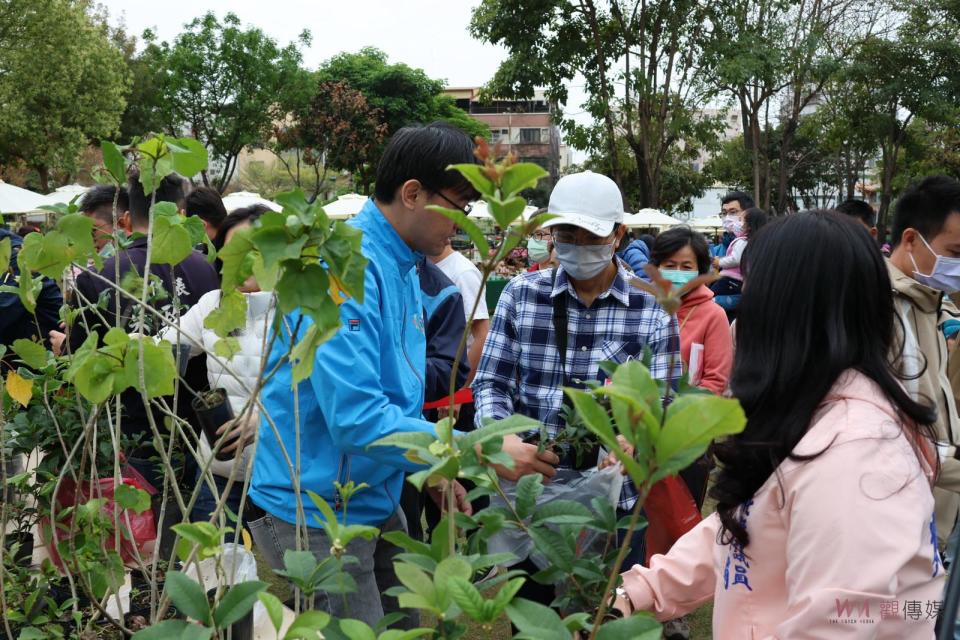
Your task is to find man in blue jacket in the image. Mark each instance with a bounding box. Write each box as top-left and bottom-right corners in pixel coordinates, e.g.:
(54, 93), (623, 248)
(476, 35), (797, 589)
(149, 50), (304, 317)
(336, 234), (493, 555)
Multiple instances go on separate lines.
(248, 122), (558, 626)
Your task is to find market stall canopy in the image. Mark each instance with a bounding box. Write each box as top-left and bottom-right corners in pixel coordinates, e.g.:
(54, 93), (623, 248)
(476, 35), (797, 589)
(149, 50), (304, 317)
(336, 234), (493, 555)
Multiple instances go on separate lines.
(623, 208), (679, 229)
(49, 184), (89, 204)
(322, 193), (367, 219)
(0, 180), (56, 213)
(221, 191), (282, 213)
(689, 215), (724, 231)
(468, 200), (539, 222)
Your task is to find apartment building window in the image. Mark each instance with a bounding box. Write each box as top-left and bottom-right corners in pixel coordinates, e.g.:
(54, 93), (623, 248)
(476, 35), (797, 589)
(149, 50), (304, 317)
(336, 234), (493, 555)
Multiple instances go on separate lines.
(519, 128), (545, 143)
(490, 128), (509, 143)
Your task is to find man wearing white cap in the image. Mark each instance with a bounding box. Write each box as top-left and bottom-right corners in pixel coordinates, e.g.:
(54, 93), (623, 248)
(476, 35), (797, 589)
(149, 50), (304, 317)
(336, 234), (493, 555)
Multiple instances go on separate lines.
(472, 171), (680, 601)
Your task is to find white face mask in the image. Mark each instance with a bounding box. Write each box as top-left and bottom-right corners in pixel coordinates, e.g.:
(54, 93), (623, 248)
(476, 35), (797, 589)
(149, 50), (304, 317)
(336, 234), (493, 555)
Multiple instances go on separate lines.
(910, 234), (960, 293)
(555, 242), (615, 280)
(722, 216), (743, 236)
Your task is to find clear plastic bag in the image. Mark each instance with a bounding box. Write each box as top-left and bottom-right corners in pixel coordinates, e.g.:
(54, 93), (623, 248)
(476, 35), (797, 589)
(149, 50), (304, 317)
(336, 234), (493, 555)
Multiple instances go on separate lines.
(487, 465), (624, 569)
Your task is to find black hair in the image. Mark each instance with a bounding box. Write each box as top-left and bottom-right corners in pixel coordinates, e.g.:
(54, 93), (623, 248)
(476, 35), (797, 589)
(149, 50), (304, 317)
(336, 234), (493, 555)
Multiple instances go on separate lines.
(16, 225), (39, 238)
(638, 233), (656, 252)
(892, 176), (960, 247)
(650, 226), (711, 274)
(743, 207), (768, 238)
(127, 170), (191, 226)
(835, 199), (877, 228)
(374, 122), (479, 204)
(710, 210), (937, 549)
(185, 186), (228, 230)
(78, 185), (129, 223)
(214, 204), (270, 251)
(721, 190), (755, 210)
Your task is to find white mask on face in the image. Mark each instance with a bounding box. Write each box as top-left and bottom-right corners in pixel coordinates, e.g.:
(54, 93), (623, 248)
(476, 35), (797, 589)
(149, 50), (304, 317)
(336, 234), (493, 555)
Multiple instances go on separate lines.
(910, 233), (960, 293)
(555, 242), (615, 280)
(722, 216), (743, 236)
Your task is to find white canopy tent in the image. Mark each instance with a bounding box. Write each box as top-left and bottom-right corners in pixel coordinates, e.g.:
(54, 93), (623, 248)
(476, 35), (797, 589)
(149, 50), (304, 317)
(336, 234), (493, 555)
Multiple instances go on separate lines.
(49, 184), (89, 204)
(0, 180), (55, 214)
(623, 208), (680, 229)
(689, 215), (724, 231)
(468, 200), (540, 223)
(221, 191), (282, 213)
(322, 193), (368, 219)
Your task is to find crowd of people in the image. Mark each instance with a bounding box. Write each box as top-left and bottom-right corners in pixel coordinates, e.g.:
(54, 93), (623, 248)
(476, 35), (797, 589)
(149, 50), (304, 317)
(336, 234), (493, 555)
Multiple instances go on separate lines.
(7, 120), (960, 638)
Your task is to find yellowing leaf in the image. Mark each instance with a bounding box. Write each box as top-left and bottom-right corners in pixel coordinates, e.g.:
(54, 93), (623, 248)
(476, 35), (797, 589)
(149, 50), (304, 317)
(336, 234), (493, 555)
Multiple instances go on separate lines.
(6, 370), (33, 407)
(328, 273), (348, 305)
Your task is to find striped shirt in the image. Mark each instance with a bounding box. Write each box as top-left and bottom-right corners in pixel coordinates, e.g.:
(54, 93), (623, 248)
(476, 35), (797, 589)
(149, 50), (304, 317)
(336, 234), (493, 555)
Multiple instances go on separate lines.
(472, 260), (681, 508)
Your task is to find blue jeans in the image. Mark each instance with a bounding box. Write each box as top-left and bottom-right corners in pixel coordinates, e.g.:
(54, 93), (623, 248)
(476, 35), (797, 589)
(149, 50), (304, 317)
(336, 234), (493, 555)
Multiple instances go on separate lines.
(191, 470), (249, 526)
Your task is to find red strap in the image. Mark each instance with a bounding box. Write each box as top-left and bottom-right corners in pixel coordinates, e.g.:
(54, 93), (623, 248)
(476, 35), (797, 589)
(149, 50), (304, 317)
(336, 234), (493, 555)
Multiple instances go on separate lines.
(423, 388), (473, 411)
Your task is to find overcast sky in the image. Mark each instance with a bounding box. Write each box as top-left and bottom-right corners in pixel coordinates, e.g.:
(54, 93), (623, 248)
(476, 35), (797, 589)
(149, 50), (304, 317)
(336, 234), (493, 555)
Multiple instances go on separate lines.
(98, 1), (508, 90)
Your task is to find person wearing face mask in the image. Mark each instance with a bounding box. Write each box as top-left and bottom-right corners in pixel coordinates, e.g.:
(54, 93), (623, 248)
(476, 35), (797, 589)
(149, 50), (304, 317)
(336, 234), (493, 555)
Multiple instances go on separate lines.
(709, 205), (767, 322)
(526, 226), (555, 271)
(886, 176), (960, 548)
(651, 227), (732, 396)
(473, 171), (681, 602)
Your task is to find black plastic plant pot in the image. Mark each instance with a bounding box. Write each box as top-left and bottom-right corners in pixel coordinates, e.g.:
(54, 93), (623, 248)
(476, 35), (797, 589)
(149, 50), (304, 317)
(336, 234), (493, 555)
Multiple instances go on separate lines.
(207, 587), (254, 640)
(5, 531), (33, 565)
(191, 389), (236, 461)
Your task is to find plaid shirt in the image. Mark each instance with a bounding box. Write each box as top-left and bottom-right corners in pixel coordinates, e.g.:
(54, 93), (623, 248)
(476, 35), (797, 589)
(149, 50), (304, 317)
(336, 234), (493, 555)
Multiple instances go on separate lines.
(472, 260), (681, 509)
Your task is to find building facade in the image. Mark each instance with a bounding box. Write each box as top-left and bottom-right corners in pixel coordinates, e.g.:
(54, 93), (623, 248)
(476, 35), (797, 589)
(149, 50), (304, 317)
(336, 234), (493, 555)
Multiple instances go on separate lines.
(444, 87), (571, 184)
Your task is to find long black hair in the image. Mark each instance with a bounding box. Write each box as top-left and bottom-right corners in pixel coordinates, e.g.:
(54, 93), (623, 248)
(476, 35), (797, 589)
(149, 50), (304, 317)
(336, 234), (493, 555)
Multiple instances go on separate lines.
(742, 207), (768, 238)
(710, 210), (936, 548)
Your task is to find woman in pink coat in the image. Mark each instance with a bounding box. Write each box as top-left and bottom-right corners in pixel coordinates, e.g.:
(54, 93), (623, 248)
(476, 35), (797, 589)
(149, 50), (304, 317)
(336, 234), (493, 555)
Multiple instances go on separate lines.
(617, 211), (943, 639)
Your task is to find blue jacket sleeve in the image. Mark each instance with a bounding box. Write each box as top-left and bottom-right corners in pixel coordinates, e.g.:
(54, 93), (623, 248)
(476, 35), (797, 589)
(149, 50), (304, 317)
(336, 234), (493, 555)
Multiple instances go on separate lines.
(617, 240), (651, 280)
(306, 266), (439, 472)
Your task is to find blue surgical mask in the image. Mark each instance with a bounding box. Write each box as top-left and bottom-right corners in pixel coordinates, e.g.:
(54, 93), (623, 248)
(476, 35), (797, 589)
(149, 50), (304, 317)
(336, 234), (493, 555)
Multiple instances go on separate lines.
(555, 242), (615, 280)
(911, 234), (960, 293)
(661, 269), (698, 288)
(527, 238), (551, 263)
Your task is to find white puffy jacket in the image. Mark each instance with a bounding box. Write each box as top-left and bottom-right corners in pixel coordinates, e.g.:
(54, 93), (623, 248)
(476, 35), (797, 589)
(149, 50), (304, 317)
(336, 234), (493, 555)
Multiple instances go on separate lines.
(160, 290), (275, 478)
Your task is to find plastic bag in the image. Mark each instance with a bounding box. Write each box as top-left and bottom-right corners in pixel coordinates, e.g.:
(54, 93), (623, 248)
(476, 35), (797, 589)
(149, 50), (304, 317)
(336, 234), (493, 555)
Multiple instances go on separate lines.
(643, 475), (702, 563)
(44, 464), (158, 568)
(186, 543), (259, 591)
(487, 465), (624, 569)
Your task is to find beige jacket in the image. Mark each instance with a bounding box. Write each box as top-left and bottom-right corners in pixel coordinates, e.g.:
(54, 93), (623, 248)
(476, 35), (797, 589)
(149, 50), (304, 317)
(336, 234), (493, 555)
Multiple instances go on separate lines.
(888, 260), (960, 543)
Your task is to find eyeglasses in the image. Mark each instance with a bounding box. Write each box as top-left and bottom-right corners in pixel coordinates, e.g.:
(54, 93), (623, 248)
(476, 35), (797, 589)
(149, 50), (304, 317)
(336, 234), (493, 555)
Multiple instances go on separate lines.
(719, 206), (742, 217)
(551, 226), (614, 246)
(532, 230), (552, 240)
(435, 192), (474, 215)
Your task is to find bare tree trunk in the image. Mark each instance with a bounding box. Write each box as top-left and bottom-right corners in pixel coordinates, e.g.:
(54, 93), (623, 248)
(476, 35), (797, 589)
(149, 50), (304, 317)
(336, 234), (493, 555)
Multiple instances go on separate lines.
(37, 165), (49, 193)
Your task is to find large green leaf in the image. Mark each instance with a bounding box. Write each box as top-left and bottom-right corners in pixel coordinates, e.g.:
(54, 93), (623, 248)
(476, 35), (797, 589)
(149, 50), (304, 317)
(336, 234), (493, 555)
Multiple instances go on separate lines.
(506, 598), (573, 640)
(656, 395), (746, 467)
(394, 561), (437, 603)
(429, 205), (490, 256)
(501, 163), (549, 197)
(486, 196), (527, 229)
(101, 140), (127, 185)
(531, 500), (593, 525)
(449, 163), (494, 196)
(114, 483), (151, 514)
(212, 580), (267, 628)
(170, 137), (209, 178)
(11, 338), (47, 369)
(283, 610), (331, 639)
(258, 592), (283, 633)
(204, 289), (247, 338)
(124, 338), (177, 399)
(528, 527), (575, 572)
(338, 619), (376, 640)
(164, 571), (212, 625)
(446, 576), (487, 621)
(595, 614), (662, 640)
(514, 473), (544, 520)
(458, 414), (542, 451)
(151, 213), (193, 265)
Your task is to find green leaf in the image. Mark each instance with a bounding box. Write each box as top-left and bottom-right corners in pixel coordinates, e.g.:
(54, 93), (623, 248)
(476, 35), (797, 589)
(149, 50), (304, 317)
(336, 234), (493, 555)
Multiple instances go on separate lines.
(528, 527), (575, 571)
(458, 414), (542, 451)
(450, 163), (494, 197)
(446, 576), (487, 621)
(170, 137), (209, 177)
(370, 431), (438, 451)
(124, 338), (177, 398)
(566, 388), (618, 448)
(532, 500), (593, 525)
(258, 591), (284, 633)
(11, 338), (47, 369)
(428, 205), (490, 256)
(338, 619), (376, 640)
(164, 571), (212, 625)
(611, 361), (663, 424)
(219, 227), (256, 290)
(204, 289), (247, 338)
(491, 577), (526, 611)
(73, 353), (120, 403)
(213, 337), (242, 360)
(501, 163), (549, 197)
(656, 395), (746, 468)
(114, 483), (151, 514)
(213, 580), (267, 628)
(101, 141), (127, 184)
(131, 620), (213, 640)
(506, 598), (572, 640)
(486, 196), (527, 229)
(514, 474), (543, 520)
(394, 562), (437, 602)
(151, 212), (193, 265)
(306, 489), (339, 538)
(0, 236), (10, 271)
(595, 614), (662, 640)
(284, 610), (331, 639)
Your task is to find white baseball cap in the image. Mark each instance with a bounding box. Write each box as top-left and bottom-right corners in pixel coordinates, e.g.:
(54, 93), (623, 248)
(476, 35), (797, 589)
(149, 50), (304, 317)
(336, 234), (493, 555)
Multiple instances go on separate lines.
(542, 171), (624, 237)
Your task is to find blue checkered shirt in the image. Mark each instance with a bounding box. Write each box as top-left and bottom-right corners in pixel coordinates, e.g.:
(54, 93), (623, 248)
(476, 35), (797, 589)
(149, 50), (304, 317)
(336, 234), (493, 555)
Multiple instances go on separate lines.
(472, 261), (681, 509)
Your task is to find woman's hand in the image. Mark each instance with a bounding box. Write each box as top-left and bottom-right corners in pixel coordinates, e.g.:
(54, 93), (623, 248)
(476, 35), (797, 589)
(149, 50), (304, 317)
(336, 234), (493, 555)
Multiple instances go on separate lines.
(215, 411), (258, 454)
(426, 479), (473, 516)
